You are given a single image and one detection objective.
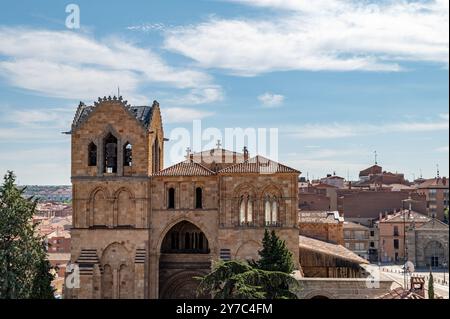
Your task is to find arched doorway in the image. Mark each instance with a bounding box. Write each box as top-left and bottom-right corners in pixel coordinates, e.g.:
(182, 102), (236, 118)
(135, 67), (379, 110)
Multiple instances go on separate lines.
(159, 221), (211, 299)
(424, 241), (445, 268)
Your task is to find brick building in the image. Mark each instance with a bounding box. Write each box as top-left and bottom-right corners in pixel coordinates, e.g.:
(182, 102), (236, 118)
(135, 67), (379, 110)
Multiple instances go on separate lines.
(343, 222), (370, 260)
(377, 210), (430, 263)
(415, 177), (449, 221)
(298, 211), (344, 245)
(65, 96), (300, 299)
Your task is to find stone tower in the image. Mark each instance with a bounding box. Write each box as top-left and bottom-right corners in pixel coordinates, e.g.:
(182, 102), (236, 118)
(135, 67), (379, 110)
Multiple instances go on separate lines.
(67, 96), (163, 298)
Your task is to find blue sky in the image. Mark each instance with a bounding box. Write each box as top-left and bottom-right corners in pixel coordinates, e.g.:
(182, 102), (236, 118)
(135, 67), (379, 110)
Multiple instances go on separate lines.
(0, 0), (448, 185)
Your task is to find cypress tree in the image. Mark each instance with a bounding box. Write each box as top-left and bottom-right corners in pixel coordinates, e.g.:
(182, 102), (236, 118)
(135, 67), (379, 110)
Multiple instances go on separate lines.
(428, 272), (435, 299)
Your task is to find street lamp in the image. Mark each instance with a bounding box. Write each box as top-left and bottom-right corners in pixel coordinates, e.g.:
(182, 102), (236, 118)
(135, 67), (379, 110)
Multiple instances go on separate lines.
(443, 262), (447, 284)
(402, 196), (413, 290)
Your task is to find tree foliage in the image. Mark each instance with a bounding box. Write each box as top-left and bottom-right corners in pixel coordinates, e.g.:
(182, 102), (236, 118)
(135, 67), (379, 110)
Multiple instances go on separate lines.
(197, 229), (299, 299)
(0, 171), (55, 299)
(250, 229), (295, 274)
(428, 272), (435, 299)
(197, 260), (299, 299)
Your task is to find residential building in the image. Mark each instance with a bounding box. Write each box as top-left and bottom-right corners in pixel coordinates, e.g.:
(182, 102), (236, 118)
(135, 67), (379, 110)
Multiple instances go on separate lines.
(416, 177), (449, 221)
(378, 210), (430, 263)
(343, 222), (370, 260)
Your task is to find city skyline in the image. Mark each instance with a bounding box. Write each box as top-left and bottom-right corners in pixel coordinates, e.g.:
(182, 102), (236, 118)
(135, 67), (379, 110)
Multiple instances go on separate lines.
(0, 0), (448, 185)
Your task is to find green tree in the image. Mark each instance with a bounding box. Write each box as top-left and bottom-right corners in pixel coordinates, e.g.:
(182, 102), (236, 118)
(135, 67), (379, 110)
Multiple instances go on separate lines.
(0, 171), (55, 299)
(30, 243), (56, 299)
(251, 229), (294, 274)
(197, 229), (299, 299)
(428, 272), (435, 299)
(197, 260), (299, 299)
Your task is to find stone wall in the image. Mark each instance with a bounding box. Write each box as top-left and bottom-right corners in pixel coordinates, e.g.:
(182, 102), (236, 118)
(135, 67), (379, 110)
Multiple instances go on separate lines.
(297, 278), (393, 299)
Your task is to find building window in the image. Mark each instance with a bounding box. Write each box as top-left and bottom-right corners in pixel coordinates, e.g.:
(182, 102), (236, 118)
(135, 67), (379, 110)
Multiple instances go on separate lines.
(394, 239), (399, 249)
(152, 137), (160, 173)
(370, 241), (375, 247)
(168, 187), (175, 209)
(123, 142), (132, 166)
(88, 142), (97, 166)
(195, 187), (203, 209)
(239, 195), (253, 225)
(104, 133), (118, 173)
(264, 196), (279, 226)
(393, 226), (399, 236)
(370, 230), (375, 237)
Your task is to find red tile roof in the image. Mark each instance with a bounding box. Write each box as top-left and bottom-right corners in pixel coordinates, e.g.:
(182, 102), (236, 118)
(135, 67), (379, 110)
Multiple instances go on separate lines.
(218, 155), (300, 174)
(153, 161), (215, 176)
(417, 177), (449, 189)
(299, 235), (368, 265)
(378, 287), (424, 299)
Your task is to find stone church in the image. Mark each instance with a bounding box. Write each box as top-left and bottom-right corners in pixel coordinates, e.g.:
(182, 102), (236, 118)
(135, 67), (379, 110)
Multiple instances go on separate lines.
(65, 96), (300, 299)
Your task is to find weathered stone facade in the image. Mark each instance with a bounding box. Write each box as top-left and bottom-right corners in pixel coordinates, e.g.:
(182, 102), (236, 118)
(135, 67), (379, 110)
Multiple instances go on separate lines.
(407, 219), (449, 269)
(65, 97), (300, 299)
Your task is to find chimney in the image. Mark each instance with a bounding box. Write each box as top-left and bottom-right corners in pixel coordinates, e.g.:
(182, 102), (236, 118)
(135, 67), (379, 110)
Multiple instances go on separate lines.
(443, 177), (447, 186)
(379, 212), (382, 221)
(327, 174), (332, 177)
(243, 146), (249, 161)
(189, 153), (193, 163)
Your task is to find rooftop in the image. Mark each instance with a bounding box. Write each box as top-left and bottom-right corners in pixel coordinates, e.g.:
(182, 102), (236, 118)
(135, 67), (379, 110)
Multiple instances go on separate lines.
(343, 221), (370, 230)
(298, 211), (343, 224)
(71, 96), (157, 132)
(299, 235), (368, 265)
(379, 209), (430, 223)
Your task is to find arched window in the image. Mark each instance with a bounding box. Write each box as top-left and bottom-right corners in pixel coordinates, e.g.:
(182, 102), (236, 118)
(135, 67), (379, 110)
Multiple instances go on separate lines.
(104, 133), (118, 173)
(88, 142), (97, 166)
(168, 187), (175, 209)
(153, 137), (160, 173)
(195, 187), (203, 209)
(265, 196), (279, 226)
(239, 195), (253, 226)
(272, 199), (278, 223)
(265, 197), (271, 223)
(123, 142), (132, 167)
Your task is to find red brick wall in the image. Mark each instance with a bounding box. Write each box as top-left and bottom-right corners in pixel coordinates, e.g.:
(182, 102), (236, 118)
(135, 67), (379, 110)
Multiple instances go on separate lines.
(337, 190), (426, 218)
(299, 193), (331, 210)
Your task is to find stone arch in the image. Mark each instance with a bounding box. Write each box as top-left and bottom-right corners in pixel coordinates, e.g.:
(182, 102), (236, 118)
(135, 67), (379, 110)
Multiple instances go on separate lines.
(234, 183), (257, 225)
(233, 182), (256, 198)
(304, 291), (335, 299)
(155, 217), (215, 252)
(159, 270), (208, 299)
(114, 188), (135, 227)
(260, 183), (283, 226)
(90, 187), (110, 227)
(100, 242), (134, 299)
(259, 183), (283, 199)
(158, 220), (212, 299)
(235, 240), (261, 261)
(99, 125), (122, 174)
(160, 220), (210, 254)
(101, 264), (113, 299)
(424, 240), (445, 268)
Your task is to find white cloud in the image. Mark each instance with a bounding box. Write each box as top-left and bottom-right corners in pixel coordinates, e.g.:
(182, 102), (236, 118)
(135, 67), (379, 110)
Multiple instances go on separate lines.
(164, 0), (448, 75)
(440, 113), (449, 120)
(127, 23), (166, 32)
(436, 146), (449, 153)
(258, 92), (284, 107)
(285, 119), (449, 139)
(0, 27), (220, 103)
(161, 107), (214, 124)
